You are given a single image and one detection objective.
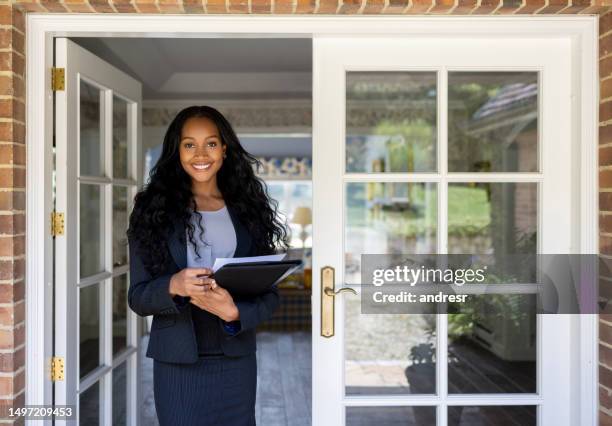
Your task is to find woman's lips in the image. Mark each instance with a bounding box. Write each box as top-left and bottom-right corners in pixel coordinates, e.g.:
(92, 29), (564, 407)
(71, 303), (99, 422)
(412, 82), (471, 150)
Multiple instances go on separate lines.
(192, 163), (212, 171)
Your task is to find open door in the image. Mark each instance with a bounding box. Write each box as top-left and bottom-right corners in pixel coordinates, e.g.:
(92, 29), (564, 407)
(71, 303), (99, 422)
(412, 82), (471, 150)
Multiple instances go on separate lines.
(53, 38), (143, 425)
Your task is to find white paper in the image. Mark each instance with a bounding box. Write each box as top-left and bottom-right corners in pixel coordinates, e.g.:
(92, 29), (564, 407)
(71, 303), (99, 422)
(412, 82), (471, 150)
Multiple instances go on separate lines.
(212, 253), (286, 273)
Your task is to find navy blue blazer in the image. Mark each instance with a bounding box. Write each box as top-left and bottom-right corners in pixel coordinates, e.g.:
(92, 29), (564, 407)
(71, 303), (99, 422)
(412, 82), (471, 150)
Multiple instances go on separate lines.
(127, 204), (280, 364)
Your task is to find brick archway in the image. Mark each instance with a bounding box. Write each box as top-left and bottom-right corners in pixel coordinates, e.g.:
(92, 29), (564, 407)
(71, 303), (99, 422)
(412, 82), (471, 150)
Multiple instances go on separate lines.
(2, 1), (611, 424)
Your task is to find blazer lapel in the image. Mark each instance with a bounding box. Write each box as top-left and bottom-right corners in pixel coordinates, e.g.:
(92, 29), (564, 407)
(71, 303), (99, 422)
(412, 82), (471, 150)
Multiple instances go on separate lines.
(167, 204), (252, 269)
(168, 217), (187, 269)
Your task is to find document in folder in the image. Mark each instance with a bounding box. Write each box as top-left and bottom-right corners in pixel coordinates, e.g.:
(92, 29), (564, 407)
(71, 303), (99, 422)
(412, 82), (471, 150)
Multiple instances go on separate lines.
(211, 255), (302, 299)
(212, 254), (286, 272)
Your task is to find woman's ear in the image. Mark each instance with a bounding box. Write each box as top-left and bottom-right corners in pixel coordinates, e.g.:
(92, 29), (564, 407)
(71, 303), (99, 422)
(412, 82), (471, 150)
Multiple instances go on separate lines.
(223, 145), (227, 159)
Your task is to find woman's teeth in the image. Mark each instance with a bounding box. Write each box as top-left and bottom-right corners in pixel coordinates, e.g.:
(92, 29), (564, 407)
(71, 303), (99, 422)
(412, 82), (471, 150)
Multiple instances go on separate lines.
(192, 163), (212, 171)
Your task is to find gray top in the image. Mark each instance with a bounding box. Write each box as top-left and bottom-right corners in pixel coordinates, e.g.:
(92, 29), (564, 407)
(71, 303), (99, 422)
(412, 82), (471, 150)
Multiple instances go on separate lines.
(186, 205), (237, 269)
(186, 205), (238, 355)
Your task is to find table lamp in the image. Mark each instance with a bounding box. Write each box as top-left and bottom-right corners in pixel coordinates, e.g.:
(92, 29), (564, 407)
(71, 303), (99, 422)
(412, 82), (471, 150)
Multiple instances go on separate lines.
(291, 206), (312, 248)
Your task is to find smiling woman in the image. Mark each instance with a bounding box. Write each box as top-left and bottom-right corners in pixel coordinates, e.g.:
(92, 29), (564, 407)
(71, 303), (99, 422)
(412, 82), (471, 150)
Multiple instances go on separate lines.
(126, 105), (290, 426)
(179, 116), (227, 180)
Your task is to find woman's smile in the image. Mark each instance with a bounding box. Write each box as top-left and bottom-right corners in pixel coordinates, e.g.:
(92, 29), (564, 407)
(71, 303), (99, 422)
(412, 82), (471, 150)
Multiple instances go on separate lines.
(192, 162), (213, 171)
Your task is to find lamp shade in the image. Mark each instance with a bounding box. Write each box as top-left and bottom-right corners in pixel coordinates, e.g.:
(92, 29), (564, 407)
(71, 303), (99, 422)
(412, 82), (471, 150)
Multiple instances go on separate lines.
(291, 206), (312, 226)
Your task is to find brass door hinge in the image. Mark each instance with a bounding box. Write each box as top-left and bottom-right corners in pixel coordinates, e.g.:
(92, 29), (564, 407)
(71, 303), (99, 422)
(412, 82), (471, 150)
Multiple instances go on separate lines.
(51, 67), (65, 91)
(51, 211), (64, 236)
(51, 356), (64, 381)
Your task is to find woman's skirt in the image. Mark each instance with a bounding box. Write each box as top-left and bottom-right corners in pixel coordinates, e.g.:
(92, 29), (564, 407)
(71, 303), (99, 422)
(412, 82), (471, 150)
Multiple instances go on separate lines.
(153, 352), (257, 426)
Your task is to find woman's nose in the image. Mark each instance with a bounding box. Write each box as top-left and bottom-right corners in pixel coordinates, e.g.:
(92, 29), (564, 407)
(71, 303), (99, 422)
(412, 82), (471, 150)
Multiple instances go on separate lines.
(195, 145), (209, 157)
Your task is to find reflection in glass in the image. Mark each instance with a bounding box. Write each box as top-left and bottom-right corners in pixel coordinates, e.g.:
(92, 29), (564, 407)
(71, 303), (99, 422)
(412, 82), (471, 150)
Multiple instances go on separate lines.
(79, 382), (99, 425)
(448, 183), (537, 256)
(80, 284), (100, 379)
(113, 186), (129, 268)
(80, 80), (103, 176)
(80, 184), (104, 278)
(448, 72), (538, 173)
(448, 406), (536, 425)
(113, 96), (129, 179)
(346, 72), (437, 173)
(346, 406), (436, 426)
(448, 295), (536, 394)
(345, 292), (436, 395)
(113, 361), (127, 426)
(113, 274), (128, 357)
(345, 182), (436, 284)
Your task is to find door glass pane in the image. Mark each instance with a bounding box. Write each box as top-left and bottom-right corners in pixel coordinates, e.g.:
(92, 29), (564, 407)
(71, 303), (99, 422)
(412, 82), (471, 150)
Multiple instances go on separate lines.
(447, 181), (537, 394)
(346, 72), (437, 173)
(79, 382), (100, 426)
(80, 80), (103, 177)
(448, 183), (537, 256)
(448, 294), (536, 394)
(113, 274), (128, 356)
(448, 406), (536, 425)
(113, 361), (127, 426)
(80, 284), (100, 379)
(345, 292), (436, 395)
(345, 182), (437, 285)
(346, 406), (436, 426)
(80, 183), (104, 278)
(113, 186), (128, 268)
(113, 96), (129, 179)
(448, 72), (538, 173)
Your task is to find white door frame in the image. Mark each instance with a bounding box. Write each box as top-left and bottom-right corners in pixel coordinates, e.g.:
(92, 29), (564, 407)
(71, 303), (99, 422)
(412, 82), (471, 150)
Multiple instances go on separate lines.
(25, 14), (598, 426)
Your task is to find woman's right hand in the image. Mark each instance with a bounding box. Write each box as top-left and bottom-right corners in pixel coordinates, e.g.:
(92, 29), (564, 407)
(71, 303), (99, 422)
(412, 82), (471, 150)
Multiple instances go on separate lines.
(168, 268), (217, 298)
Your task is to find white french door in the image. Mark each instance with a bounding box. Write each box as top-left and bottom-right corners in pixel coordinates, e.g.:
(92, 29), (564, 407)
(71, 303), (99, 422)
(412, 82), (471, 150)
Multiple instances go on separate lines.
(312, 37), (575, 425)
(53, 38), (142, 425)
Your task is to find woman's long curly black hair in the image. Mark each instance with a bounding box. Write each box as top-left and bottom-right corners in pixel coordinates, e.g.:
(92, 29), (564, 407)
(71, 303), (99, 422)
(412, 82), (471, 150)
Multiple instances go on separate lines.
(127, 105), (289, 277)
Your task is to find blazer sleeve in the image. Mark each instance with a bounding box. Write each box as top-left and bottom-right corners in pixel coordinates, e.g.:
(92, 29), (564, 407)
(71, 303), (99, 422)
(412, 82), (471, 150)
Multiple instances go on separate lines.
(220, 286), (280, 337)
(127, 235), (185, 317)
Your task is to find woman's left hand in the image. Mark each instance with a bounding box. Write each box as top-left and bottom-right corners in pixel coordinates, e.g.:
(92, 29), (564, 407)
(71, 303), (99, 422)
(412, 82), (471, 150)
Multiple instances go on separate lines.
(189, 281), (240, 322)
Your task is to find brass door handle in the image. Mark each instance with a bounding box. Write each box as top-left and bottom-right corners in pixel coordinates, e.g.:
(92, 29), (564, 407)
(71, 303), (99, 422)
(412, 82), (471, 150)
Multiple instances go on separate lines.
(323, 286), (357, 297)
(321, 266), (356, 338)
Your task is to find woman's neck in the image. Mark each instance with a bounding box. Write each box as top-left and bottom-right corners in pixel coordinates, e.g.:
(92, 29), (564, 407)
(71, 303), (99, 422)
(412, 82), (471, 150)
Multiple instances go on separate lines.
(191, 179), (224, 210)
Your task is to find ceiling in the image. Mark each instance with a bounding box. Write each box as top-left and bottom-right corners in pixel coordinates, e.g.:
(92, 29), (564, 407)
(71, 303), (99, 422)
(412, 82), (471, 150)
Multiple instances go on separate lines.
(71, 38), (313, 101)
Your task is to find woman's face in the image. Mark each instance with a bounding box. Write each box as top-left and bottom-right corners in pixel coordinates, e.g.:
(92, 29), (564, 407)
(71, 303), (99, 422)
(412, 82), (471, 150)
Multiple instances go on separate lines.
(179, 116), (227, 184)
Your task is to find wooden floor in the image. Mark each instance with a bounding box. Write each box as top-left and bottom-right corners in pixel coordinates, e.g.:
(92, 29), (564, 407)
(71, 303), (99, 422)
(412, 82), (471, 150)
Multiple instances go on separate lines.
(140, 331), (312, 426)
(139, 332), (535, 425)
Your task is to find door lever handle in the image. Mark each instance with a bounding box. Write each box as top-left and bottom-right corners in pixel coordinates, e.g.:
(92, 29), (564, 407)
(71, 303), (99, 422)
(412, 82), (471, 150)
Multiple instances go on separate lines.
(323, 286), (357, 297)
(321, 266), (357, 338)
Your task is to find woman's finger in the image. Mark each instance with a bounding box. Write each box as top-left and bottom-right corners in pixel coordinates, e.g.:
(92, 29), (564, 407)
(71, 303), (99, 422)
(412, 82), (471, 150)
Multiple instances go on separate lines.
(189, 276), (215, 286)
(190, 267), (213, 277)
(188, 283), (210, 295)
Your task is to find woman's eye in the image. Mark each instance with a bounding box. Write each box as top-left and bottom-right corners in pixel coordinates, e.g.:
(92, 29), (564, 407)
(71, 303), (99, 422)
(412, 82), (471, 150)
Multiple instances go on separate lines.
(184, 143), (194, 149)
(207, 141), (217, 147)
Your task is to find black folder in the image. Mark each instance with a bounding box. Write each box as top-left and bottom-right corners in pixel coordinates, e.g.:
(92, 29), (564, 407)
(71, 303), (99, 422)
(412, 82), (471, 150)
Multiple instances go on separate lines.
(211, 259), (303, 299)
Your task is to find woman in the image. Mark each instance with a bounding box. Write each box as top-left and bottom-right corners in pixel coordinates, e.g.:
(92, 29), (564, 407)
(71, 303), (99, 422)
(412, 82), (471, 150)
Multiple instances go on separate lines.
(126, 105), (289, 426)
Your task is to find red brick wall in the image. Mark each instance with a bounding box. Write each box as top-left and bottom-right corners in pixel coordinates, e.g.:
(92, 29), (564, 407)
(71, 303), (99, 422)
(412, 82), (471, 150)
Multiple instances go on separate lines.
(0, 4), (26, 424)
(602, 8), (612, 426)
(0, 0), (609, 424)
